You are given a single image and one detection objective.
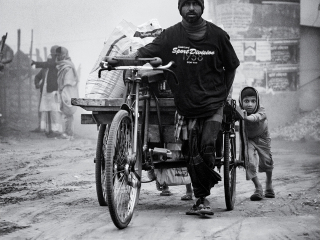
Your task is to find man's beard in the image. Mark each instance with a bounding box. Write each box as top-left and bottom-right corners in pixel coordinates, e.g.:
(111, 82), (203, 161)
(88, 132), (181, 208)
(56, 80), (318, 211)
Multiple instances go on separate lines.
(183, 12), (202, 23)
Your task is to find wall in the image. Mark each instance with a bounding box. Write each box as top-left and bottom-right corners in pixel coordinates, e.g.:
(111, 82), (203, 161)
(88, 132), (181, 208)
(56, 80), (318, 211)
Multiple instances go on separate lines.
(206, 0), (301, 128)
(261, 92), (299, 129)
(300, 0), (320, 27)
(299, 26), (320, 112)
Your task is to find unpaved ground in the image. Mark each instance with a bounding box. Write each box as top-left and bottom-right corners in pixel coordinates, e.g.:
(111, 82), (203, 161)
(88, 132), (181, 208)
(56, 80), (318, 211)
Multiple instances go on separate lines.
(0, 129), (320, 240)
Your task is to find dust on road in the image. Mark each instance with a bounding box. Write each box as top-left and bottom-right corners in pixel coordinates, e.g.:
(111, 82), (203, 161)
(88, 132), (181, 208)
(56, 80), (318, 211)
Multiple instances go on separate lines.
(0, 130), (320, 240)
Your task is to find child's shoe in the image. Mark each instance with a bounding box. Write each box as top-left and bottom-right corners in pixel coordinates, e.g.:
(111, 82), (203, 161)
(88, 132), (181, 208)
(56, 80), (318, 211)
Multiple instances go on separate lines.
(264, 189), (275, 198)
(250, 189), (263, 201)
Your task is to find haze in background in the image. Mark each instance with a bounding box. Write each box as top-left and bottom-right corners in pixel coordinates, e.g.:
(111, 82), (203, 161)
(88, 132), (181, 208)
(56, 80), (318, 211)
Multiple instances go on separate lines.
(0, 0), (210, 138)
(0, 0), (210, 95)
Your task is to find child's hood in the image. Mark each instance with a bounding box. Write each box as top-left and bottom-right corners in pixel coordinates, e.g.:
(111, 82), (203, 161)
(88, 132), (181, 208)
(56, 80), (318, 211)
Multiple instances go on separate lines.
(239, 86), (260, 114)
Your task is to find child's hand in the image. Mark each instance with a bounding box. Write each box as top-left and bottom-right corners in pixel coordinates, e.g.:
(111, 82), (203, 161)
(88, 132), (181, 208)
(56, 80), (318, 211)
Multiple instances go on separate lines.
(242, 110), (247, 120)
(242, 110), (254, 121)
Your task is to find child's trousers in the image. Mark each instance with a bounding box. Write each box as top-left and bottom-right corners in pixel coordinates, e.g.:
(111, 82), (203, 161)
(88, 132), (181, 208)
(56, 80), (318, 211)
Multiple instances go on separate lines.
(246, 131), (274, 180)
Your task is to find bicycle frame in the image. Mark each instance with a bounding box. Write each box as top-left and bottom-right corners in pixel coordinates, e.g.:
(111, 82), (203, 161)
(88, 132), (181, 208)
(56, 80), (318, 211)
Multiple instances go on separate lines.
(99, 58), (177, 170)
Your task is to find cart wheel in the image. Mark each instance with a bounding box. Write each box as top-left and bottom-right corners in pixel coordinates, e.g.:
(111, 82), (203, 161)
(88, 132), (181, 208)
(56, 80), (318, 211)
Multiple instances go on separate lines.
(95, 124), (109, 206)
(223, 132), (237, 210)
(105, 110), (142, 229)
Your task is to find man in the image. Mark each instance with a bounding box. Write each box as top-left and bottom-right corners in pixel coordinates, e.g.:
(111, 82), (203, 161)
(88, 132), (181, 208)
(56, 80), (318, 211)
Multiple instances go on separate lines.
(106, 0), (239, 215)
(0, 40), (13, 72)
(55, 46), (79, 140)
(32, 45), (63, 138)
(0, 38), (14, 123)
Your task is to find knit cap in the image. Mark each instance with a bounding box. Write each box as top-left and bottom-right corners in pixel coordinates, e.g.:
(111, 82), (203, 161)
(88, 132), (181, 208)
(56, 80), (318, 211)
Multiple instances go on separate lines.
(178, 0), (204, 11)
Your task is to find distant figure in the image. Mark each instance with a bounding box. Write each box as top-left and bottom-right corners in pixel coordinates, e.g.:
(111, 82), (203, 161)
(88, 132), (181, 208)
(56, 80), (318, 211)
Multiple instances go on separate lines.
(0, 40), (14, 72)
(56, 46), (79, 140)
(32, 45), (63, 138)
(239, 86), (275, 201)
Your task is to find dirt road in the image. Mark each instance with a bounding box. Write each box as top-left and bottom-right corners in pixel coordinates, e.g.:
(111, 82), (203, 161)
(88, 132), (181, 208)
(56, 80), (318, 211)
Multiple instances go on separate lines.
(1, 130), (320, 240)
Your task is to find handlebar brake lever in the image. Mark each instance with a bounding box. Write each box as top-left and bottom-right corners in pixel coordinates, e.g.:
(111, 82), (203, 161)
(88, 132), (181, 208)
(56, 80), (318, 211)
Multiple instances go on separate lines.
(98, 66), (116, 78)
(163, 68), (179, 85)
(98, 68), (105, 78)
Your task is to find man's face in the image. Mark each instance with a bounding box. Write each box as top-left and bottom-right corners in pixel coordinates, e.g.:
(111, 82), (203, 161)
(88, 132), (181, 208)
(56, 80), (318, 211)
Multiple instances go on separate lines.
(49, 54), (57, 61)
(56, 54), (63, 61)
(180, 0), (203, 23)
(242, 96), (257, 114)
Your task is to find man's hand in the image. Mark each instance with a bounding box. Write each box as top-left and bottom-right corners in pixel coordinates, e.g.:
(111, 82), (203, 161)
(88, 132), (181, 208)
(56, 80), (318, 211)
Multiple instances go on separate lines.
(31, 60), (35, 66)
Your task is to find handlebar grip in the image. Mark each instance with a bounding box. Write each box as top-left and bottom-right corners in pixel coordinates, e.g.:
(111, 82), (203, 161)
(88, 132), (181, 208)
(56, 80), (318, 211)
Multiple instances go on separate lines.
(104, 56), (119, 66)
(149, 57), (162, 67)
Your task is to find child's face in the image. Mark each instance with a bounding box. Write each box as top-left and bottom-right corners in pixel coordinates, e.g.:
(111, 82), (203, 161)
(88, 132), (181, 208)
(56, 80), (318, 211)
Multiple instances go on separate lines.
(242, 96), (257, 114)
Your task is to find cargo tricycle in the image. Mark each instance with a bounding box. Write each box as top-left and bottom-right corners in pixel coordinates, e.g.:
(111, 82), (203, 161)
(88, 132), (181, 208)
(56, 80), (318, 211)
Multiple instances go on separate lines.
(71, 57), (246, 229)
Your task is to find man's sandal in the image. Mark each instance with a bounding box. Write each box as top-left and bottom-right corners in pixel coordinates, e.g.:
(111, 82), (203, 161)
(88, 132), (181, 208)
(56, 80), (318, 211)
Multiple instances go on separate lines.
(198, 204), (214, 215)
(186, 204), (200, 215)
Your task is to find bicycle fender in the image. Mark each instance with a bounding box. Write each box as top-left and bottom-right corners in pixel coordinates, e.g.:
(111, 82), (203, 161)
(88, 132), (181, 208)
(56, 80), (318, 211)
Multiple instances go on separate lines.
(120, 103), (131, 113)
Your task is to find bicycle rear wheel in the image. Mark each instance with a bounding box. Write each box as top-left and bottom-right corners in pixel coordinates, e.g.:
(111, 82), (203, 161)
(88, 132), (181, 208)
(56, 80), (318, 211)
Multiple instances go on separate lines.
(223, 132), (237, 210)
(105, 110), (142, 229)
(95, 124), (108, 206)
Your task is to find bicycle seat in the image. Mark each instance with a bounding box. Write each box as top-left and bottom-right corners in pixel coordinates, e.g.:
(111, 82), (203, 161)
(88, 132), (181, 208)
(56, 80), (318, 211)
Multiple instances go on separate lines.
(141, 70), (165, 83)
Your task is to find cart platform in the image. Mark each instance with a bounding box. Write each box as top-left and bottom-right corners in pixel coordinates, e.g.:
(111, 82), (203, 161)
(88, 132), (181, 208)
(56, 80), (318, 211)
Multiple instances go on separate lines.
(71, 97), (177, 125)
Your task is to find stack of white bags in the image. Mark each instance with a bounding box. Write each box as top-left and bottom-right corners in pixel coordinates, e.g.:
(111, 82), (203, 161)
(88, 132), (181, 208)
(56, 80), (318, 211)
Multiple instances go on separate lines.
(85, 19), (162, 99)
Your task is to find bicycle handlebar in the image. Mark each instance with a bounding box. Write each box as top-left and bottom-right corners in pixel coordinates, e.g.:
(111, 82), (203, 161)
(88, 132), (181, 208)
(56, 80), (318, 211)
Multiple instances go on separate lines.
(98, 57), (179, 85)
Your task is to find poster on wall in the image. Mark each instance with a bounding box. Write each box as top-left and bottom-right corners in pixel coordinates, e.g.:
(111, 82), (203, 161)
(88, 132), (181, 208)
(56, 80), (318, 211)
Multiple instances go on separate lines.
(244, 42), (256, 61)
(267, 69), (298, 91)
(215, 3), (254, 38)
(214, 2), (300, 39)
(268, 72), (289, 91)
(271, 45), (291, 63)
(256, 41), (271, 61)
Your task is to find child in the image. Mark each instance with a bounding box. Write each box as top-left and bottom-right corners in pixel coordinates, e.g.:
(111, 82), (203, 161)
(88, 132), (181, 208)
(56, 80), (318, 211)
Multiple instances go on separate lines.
(239, 86), (275, 201)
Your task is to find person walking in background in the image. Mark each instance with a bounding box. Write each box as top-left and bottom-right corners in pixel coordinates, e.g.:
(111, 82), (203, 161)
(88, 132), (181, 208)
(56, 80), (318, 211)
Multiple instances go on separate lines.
(56, 46), (79, 140)
(0, 35), (14, 73)
(0, 35), (14, 120)
(31, 65), (45, 133)
(32, 45), (63, 138)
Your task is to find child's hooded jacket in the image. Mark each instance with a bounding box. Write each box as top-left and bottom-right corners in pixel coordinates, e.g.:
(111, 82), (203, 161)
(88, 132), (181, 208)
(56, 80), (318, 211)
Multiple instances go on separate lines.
(239, 86), (268, 138)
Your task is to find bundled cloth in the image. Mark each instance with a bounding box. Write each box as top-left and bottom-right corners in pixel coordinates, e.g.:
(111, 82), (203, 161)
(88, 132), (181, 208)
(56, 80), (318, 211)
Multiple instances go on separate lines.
(85, 19), (162, 99)
(56, 47), (79, 116)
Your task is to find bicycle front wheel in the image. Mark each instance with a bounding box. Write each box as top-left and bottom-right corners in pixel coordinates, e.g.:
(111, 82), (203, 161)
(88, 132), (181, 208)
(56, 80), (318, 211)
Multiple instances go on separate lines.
(223, 132), (237, 210)
(105, 110), (142, 229)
